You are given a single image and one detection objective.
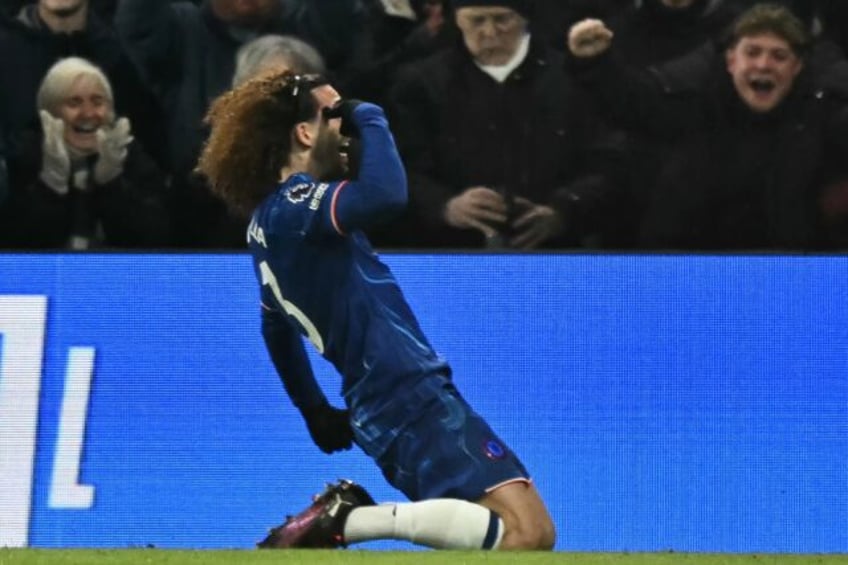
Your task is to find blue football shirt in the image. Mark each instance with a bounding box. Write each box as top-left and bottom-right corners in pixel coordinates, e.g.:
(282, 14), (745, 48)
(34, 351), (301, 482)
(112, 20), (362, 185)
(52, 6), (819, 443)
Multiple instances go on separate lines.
(247, 104), (450, 440)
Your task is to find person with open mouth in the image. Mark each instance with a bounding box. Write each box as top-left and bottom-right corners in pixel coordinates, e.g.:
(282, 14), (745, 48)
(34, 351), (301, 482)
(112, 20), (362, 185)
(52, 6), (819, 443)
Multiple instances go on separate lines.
(0, 56), (172, 249)
(565, 3), (848, 250)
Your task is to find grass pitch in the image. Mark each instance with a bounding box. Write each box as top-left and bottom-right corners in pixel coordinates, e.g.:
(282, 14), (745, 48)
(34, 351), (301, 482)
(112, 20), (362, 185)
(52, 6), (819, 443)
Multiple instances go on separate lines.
(1, 551), (847, 565)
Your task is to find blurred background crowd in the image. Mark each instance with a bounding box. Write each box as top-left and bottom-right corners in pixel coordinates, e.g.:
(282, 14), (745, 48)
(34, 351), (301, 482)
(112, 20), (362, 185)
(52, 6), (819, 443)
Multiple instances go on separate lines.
(0, 0), (845, 251)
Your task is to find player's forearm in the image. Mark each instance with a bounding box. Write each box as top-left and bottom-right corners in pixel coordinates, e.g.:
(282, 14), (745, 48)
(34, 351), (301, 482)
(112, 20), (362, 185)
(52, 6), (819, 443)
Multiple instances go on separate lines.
(357, 109), (406, 195)
(335, 105), (408, 230)
(261, 308), (327, 411)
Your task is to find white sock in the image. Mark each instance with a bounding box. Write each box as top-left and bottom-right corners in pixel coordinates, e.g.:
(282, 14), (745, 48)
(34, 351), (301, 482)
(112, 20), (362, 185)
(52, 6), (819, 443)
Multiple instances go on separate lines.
(343, 499), (503, 549)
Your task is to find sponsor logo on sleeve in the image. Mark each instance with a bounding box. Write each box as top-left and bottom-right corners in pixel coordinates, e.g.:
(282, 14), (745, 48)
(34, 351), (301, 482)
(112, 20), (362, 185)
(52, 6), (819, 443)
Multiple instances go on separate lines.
(309, 183), (330, 211)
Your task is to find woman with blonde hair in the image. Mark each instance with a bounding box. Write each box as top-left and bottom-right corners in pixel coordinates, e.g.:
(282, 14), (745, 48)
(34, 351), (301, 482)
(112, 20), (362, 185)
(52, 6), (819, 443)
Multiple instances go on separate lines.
(1, 57), (172, 249)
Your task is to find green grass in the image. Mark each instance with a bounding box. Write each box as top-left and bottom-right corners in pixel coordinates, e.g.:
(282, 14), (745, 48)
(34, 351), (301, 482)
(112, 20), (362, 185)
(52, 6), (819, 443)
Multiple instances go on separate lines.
(1, 551), (847, 565)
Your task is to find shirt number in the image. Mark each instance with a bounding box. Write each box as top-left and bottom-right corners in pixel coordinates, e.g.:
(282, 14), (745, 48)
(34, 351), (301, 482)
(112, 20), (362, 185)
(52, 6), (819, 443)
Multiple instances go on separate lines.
(259, 261), (325, 354)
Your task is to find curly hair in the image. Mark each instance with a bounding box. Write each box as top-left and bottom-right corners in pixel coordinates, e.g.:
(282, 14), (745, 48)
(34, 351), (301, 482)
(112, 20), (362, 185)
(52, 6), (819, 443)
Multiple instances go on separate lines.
(196, 71), (320, 218)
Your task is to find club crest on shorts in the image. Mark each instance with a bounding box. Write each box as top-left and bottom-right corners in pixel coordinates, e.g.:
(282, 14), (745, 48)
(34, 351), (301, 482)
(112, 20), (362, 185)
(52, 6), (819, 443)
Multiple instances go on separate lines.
(483, 438), (506, 460)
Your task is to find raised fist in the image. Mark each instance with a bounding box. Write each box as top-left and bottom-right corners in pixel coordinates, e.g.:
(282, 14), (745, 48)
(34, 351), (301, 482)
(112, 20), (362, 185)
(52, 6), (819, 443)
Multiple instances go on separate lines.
(567, 18), (614, 59)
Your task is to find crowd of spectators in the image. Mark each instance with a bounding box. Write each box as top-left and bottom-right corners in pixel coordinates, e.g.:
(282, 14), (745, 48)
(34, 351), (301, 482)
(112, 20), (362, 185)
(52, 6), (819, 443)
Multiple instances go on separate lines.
(0, 0), (846, 251)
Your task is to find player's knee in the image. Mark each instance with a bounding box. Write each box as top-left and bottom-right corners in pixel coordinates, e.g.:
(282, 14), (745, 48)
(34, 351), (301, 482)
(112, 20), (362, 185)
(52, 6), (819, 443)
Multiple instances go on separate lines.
(500, 516), (556, 550)
(537, 518), (556, 549)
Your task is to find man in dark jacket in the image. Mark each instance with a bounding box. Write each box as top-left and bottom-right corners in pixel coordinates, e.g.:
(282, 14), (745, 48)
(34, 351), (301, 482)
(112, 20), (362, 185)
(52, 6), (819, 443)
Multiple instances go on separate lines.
(0, 0), (167, 169)
(567, 3), (848, 250)
(385, 0), (627, 249)
(568, 0), (752, 231)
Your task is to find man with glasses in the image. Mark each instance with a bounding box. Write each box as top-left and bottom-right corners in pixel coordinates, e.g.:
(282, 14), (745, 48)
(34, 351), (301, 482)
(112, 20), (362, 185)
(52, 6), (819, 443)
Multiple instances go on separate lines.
(196, 71), (556, 550)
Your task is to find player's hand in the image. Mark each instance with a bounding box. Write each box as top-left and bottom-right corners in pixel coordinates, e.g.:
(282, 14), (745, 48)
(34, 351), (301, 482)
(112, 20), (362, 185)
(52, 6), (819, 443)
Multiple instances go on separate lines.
(444, 186), (509, 238)
(322, 99), (366, 138)
(301, 402), (354, 454)
(567, 18), (614, 58)
(509, 197), (564, 249)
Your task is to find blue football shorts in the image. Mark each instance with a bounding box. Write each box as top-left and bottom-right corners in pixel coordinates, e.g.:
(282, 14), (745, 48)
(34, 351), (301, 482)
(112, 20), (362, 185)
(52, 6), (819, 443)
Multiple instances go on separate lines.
(356, 375), (530, 502)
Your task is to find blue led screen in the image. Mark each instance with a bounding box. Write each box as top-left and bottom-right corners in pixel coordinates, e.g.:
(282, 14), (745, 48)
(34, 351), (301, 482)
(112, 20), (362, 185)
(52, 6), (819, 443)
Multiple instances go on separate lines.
(0, 253), (845, 552)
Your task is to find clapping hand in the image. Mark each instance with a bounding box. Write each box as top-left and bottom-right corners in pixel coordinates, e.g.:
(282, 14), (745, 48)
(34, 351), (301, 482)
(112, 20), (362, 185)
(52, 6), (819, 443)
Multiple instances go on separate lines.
(38, 109), (71, 194)
(94, 117), (133, 185)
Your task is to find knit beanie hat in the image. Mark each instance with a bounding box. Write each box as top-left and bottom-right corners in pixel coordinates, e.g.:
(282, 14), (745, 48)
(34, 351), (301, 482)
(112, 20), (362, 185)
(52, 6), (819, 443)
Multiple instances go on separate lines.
(452, 0), (532, 19)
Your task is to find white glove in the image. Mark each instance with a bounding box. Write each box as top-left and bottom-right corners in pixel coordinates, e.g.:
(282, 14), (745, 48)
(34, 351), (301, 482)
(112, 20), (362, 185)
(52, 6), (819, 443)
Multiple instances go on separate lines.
(93, 117), (133, 185)
(38, 109), (71, 195)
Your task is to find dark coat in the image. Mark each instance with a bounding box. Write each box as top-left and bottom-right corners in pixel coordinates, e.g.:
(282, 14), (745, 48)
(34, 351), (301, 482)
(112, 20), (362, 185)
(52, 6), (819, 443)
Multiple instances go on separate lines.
(641, 73), (848, 249)
(572, 43), (848, 250)
(606, 0), (748, 67)
(0, 142), (7, 209)
(0, 5), (168, 169)
(341, 0), (456, 106)
(115, 0), (366, 179)
(564, 0), (749, 227)
(385, 35), (627, 248)
(114, 0), (365, 247)
(0, 129), (173, 249)
(819, 0), (848, 58)
(530, 0), (631, 52)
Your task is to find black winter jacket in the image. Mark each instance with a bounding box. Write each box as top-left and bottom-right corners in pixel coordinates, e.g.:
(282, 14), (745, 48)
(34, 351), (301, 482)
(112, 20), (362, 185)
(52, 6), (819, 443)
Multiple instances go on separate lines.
(568, 40), (848, 249)
(387, 35), (628, 248)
